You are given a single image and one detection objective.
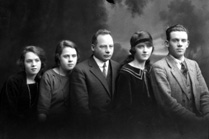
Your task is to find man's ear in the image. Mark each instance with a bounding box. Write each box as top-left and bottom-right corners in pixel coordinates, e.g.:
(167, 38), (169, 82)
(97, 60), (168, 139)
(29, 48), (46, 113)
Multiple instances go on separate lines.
(186, 40), (190, 48)
(91, 44), (95, 51)
(165, 40), (169, 48)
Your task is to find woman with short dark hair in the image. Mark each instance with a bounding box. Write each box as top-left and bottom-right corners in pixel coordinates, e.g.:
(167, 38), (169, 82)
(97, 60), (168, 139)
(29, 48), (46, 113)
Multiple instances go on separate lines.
(114, 31), (157, 139)
(37, 40), (79, 138)
(38, 40), (79, 122)
(0, 45), (46, 138)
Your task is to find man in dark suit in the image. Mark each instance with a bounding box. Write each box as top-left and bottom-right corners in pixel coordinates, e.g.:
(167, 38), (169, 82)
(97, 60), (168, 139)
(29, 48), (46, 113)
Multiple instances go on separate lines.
(70, 29), (120, 138)
(150, 24), (209, 138)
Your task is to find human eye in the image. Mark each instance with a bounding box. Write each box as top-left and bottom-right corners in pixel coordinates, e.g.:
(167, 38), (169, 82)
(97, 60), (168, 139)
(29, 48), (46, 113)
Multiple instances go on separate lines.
(171, 39), (178, 43)
(63, 55), (69, 58)
(99, 45), (106, 49)
(147, 45), (152, 48)
(109, 45), (114, 48)
(72, 54), (77, 58)
(136, 44), (143, 49)
(181, 39), (187, 43)
(25, 59), (32, 63)
(148, 44), (153, 48)
(35, 58), (40, 62)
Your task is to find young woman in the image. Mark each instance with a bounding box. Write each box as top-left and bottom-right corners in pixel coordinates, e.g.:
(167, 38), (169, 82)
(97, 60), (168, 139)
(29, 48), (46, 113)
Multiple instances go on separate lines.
(38, 40), (79, 123)
(114, 31), (157, 139)
(0, 45), (46, 138)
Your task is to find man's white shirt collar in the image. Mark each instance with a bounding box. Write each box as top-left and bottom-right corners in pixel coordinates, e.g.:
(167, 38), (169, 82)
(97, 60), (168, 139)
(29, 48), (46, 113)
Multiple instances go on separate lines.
(169, 54), (185, 70)
(93, 56), (109, 72)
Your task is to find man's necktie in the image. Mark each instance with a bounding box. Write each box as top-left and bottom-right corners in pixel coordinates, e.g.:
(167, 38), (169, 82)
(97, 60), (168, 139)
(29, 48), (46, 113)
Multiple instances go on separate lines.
(102, 62), (107, 77)
(181, 62), (187, 77)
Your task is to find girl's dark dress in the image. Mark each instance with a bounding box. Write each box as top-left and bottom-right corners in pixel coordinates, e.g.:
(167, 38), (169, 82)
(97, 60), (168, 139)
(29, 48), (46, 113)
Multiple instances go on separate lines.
(114, 63), (157, 138)
(0, 71), (39, 139)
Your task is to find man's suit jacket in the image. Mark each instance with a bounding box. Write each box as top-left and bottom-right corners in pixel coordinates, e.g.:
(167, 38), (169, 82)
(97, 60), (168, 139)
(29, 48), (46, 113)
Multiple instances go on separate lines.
(70, 56), (120, 118)
(150, 55), (209, 122)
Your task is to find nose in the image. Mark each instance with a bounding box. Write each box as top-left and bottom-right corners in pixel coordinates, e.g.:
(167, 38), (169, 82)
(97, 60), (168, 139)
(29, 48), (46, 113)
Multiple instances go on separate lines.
(68, 56), (73, 62)
(32, 60), (36, 66)
(177, 41), (183, 47)
(143, 46), (148, 53)
(105, 46), (111, 53)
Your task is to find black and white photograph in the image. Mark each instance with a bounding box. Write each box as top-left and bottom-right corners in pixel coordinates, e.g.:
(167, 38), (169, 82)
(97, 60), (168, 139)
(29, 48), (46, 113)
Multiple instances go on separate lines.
(0, 0), (209, 139)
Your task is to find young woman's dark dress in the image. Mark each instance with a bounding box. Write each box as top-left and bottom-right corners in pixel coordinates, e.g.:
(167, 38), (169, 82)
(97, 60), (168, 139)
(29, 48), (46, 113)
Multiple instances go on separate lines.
(0, 71), (40, 139)
(114, 63), (157, 138)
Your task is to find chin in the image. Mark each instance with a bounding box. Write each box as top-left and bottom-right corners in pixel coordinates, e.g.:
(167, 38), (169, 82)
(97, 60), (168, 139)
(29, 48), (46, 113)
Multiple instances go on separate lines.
(28, 73), (38, 77)
(105, 58), (111, 61)
(67, 67), (74, 71)
(140, 58), (148, 61)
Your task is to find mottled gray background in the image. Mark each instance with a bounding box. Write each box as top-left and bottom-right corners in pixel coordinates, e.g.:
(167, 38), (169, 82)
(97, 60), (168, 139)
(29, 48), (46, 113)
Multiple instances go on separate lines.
(1, 0), (209, 89)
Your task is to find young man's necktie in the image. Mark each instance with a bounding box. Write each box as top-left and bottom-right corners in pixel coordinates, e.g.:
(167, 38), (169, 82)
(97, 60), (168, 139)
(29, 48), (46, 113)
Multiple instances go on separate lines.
(181, 62), (187, 78)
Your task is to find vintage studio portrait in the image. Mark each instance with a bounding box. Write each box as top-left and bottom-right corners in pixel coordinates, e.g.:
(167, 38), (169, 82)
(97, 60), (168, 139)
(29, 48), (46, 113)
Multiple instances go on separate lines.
(0, 0), (209, 139)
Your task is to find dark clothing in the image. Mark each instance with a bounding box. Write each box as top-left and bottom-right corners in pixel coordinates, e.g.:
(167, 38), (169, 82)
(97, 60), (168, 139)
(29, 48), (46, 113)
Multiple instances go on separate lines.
(70, 56), (120, 138)
(114, 63), (158, 139)
(37, 69), (72, 139)
(0, 71), (39, 122)
(38, 69), (70, 121)
(70, 56), (120, 119)
(0, 71), (40, 139)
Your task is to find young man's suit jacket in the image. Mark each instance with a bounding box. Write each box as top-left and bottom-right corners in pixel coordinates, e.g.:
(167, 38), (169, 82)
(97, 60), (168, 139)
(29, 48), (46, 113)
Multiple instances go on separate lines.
(70, 56), (120, 119)
(150, 55), (209, 123)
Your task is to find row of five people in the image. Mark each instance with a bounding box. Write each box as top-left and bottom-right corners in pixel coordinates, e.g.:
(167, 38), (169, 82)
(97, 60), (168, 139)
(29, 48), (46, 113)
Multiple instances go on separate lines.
(1, 24), (209, 138)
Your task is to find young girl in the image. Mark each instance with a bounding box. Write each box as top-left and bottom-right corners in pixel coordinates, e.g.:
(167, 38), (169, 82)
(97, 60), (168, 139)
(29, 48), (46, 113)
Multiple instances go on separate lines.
(38, 40), (79, 122)
(114, 31), (157, 139)
(0, 45), (46, 138)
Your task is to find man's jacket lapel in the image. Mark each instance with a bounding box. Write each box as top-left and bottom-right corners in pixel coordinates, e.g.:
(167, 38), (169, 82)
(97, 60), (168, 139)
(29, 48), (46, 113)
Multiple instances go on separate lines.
(166, 56), (190, 99)
(88, 57), (111, 96)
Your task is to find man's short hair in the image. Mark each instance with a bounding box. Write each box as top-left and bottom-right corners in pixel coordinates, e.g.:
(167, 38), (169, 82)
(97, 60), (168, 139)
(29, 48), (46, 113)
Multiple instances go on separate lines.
(91, 29), (112, 45)
(166, 24), (189, 41)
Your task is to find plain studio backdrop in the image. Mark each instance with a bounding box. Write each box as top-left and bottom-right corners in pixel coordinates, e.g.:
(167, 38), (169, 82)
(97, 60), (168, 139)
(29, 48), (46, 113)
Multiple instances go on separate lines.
(1, 0), (209, 88)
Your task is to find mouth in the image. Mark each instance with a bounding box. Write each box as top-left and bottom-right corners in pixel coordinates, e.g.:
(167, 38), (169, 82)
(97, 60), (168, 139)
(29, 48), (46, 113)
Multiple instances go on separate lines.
(68, 64), (74, 67)
(104, 55), (111, 58)
(177, 49), (184, 51)
(31, 68), (37, 71)
(142, 54), (149, 57)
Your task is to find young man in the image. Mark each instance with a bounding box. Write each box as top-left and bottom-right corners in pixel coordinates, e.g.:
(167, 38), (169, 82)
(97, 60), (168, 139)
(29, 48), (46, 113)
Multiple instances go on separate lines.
(150, 24), (209, 138)
(70, 29), (120, 138)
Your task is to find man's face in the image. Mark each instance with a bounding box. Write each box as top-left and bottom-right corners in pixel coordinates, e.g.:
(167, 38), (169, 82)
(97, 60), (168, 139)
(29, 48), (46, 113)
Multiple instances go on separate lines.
(167, 31), (189, 60)
(91, 34), (114, 62)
